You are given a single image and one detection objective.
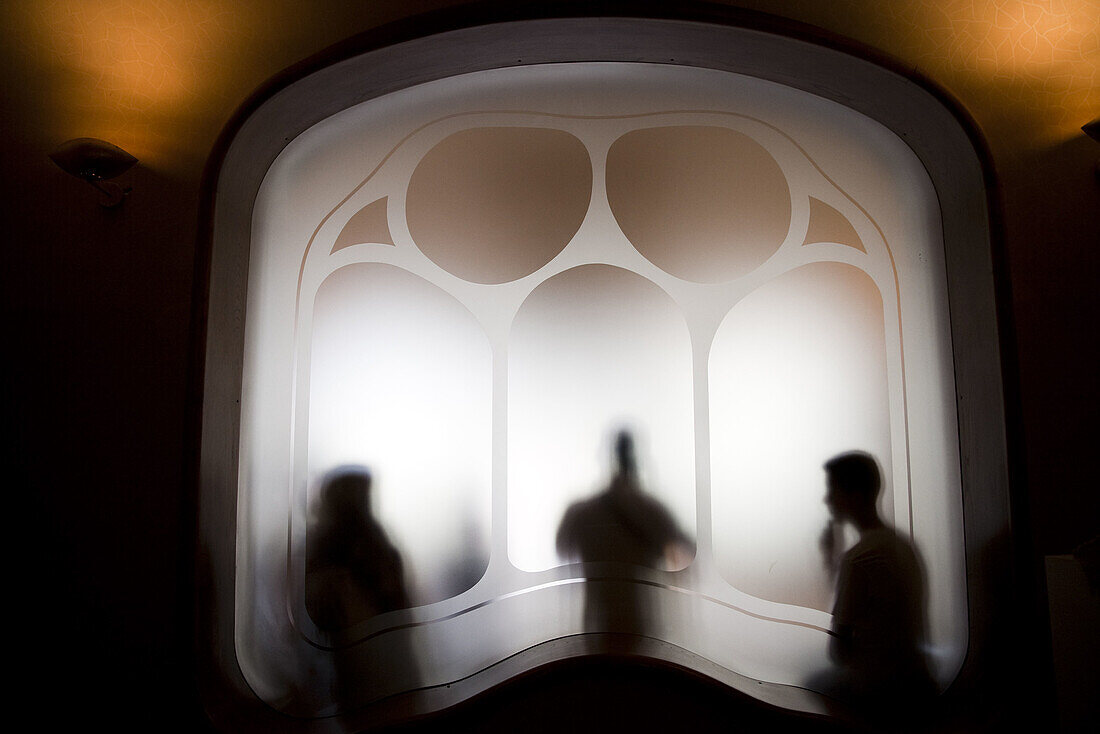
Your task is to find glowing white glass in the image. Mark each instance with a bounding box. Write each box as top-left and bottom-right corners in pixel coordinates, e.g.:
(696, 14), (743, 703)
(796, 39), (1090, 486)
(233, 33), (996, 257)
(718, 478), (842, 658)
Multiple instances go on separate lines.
(711, 263), (893, 612)
(307, 263), (492, 605)
(508, 264), (696, 573)
(236, 61), (966, 715)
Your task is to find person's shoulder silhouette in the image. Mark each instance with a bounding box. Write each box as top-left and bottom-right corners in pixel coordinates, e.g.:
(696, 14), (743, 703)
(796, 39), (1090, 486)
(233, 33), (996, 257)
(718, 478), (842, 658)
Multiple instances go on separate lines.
(304, 466), (419, 709)
(832, 525), (926, 672)
(555, 430), (691, 634)
(816, 451), (936, 724)
(306, 466), (409, 631)
(556, 430), (684, 570)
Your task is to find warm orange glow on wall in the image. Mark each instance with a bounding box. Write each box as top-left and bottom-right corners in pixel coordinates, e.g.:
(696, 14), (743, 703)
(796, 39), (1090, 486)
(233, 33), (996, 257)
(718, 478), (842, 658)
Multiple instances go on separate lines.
(36, 1), (227, 109)
(921, 0), (1099, 141)
(13, 0), (243, 169)
(1, 1), (1096, 172)
(946, 0), (1097, 72)
(793, 0), (1100, 147)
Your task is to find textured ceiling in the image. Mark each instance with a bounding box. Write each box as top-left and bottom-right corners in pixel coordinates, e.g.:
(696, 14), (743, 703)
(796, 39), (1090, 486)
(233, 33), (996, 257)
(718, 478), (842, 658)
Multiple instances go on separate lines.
(1, 0), (1097, 176)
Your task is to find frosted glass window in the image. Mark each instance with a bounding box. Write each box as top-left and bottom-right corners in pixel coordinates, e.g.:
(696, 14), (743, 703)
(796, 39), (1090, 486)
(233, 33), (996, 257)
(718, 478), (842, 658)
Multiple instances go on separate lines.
(307, 263), (492, 608)
(235, 62), (966, 716)
(509, 264), (696, 573)
(711, 262), (892, 611)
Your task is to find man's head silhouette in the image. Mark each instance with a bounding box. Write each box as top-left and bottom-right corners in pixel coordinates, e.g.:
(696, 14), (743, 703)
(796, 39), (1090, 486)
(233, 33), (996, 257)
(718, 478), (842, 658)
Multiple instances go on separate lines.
(614, 430), (637, 477)
(823, 451), (881, 526)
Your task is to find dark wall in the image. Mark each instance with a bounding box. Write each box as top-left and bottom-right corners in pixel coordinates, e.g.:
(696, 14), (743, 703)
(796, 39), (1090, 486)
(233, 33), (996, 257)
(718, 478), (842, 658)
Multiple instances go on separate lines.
(998, 135), (1100, 555)
(5, 9), (1096, 733)
(6, 134), (199, 728)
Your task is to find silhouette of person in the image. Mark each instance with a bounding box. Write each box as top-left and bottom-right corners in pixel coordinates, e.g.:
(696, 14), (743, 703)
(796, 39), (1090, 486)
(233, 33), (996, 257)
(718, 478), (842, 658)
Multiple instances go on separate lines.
(556, 430), (693, 634)
(305, 466), (414, 707)
(815, 451), (936, 726)
(306, 466), (410, 629)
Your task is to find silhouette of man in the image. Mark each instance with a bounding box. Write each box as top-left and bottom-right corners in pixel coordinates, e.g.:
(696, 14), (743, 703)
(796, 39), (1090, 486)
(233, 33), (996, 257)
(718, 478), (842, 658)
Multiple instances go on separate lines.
(817, 451), (936, 723)
(306, 467), (410, 630)
(306, 466), (415, 707)
(556, 430), (692, 634)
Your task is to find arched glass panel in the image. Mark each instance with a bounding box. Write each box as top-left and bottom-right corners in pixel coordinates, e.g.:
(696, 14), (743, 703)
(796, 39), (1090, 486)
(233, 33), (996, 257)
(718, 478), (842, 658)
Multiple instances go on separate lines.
(306, 263), (492, 610)
(509, 264), (695, 574)
(202, 28), (1001, 723)
(711, 262), (891, 612)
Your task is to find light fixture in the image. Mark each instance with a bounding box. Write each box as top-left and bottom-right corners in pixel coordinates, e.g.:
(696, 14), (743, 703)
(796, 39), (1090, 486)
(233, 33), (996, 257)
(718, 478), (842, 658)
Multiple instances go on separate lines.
(49, 138), (137, 207)
(1084, 116), (1100, 141)
(1084, 116), (1100, 182)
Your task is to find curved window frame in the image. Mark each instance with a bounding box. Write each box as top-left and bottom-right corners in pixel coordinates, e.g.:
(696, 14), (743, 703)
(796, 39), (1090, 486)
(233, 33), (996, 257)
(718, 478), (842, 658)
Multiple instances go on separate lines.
(194, 11), (1010, 731)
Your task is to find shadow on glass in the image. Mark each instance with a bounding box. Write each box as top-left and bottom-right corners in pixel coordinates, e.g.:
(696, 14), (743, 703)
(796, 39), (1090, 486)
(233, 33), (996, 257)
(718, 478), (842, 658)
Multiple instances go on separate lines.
(808, 451), (937, 730)
(556, 429), (695, 637)
(306, 465), (419, 708)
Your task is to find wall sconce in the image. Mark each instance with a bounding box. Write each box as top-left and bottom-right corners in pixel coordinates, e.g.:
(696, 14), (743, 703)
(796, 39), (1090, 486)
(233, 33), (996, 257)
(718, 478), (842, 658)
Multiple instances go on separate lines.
(1084, 116), (1100, 183)
(49, 138), (137, 207)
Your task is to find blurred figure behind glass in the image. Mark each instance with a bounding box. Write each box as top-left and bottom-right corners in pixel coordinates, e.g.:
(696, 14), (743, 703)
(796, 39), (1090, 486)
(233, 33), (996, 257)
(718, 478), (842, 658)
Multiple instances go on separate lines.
(306, 466), (409, 630)
(556, 430), (694, 635)
(306, 466), (415, 708)
(815, 451), (936, 729)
